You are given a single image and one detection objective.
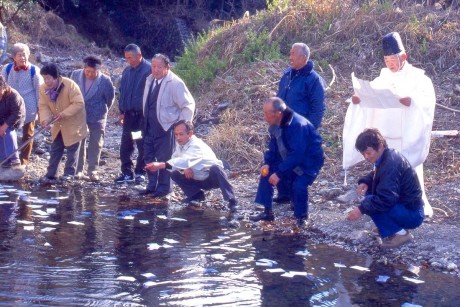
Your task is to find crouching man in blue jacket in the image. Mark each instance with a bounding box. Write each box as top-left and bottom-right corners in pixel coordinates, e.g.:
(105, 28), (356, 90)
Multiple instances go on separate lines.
(347, 128), (424, 249)
(250, 97), (324, 227)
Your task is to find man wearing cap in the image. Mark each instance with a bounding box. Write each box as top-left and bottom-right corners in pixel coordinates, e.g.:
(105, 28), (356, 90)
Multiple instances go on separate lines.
(345, 32), (436, 217)
(275, 42), (327, 204)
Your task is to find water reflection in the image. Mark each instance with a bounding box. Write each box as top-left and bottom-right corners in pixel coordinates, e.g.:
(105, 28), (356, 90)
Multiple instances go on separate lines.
(0, 184), (458, 306)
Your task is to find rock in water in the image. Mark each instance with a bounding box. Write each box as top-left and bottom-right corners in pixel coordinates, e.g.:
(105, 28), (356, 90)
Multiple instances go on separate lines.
(0, 165), (25, 181)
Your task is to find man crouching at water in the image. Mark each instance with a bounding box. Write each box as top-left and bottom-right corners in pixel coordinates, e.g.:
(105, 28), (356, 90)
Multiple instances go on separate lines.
(347, 128), (424, 249)
(249, 97), (324, 227)
(144, 120), (238, 212)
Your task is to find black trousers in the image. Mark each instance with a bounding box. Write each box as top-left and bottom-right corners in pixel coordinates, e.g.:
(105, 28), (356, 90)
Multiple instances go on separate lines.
(171, 165), (235, 201)
(143, 127), (174, 193)
(120, 112), (145, 176)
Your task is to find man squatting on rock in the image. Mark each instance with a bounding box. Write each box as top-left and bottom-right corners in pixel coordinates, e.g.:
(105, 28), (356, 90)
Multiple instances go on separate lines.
(274, 42), (326, 204)
(144, 120), (238, 212)
(347, 128), (424, 249)
(250, 97), (324, 227)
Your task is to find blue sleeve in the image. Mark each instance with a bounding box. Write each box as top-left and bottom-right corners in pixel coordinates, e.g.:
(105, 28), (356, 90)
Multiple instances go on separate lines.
(263, 136), (278, 165)
(359, 164), (401, 215)
(276, 123), (307, 176)
(306, 76), (326, 129)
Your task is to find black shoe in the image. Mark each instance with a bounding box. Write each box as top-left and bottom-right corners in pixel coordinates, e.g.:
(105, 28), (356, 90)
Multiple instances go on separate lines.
(296, 215), (309, 228)
(228, 199), (238, 213)
(115, 174), (134, 183)
(139, 189), (155, 196)
(273, 196), (290, 204)
(182, 191), (205, 204)
(151, 191), (170, 199)
(249, 210), (274, 222)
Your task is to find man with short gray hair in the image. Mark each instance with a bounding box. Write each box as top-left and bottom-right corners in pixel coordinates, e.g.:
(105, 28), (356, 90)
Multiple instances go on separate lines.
(115, 43), (151, 184)
(275, 42), (326, 203)
(250, 97), (324, 227)
(140, 53), (195, 199)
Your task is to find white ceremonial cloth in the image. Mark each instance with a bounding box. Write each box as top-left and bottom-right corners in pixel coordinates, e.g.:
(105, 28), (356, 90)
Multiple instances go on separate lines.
(343, 63), (436, 169)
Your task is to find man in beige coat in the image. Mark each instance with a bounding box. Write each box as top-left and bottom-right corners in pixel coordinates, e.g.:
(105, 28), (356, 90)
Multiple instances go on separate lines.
(38, 63), (87, 182)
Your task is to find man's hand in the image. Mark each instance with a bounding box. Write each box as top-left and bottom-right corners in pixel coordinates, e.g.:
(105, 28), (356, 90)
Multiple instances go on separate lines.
(145, 162), (164, 173)
(268, 173), (280, 186)
(54, 113), (62, 122)
(183, 168), (194, 179)
(356, 183), (368, 199)
(261, 165), (269, 177)
(0, 123), (8, 137)
(352, 95), (361, 104)
(399, 97), (411, 107)
(347, 207), (362, 221)
(119, 114), (124, 125)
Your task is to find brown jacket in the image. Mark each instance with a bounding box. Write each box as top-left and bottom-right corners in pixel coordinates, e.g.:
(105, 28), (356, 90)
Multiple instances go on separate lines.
(39, 77), (88, 146)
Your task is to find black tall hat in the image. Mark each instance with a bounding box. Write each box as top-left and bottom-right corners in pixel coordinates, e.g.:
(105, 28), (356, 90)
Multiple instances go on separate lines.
(382, 32), (405, 56)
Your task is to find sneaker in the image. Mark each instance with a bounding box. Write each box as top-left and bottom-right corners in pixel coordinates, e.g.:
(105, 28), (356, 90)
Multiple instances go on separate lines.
(75, 172), (88, 180)
(249, 210), (274, 222)
(228, 199), (238, 213)
(135, 173), (145, 184)
(115, 174), (134, 183)
(182, 191), (205, 204)
(40, 176), (57, 184)
(381, 232), (414, 249)
(60, 175), (73, 182)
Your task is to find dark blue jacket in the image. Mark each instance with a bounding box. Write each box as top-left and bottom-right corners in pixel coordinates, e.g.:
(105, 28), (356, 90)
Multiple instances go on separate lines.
(264, 108), (324, 183)
(358, 148), (423, 215)
(118, 59), (151, 114)
(277, 60), (326, 129)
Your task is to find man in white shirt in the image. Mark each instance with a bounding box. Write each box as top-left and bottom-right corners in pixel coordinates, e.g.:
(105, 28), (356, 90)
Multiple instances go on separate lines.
(145, 120), (238, 212)
(343, 32), (436, 217)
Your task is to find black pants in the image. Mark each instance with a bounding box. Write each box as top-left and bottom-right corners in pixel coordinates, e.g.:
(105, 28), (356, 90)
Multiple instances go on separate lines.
(171, 165), (235, 201)
(143, 127), (174, 193)
(120, 112), (145, 176)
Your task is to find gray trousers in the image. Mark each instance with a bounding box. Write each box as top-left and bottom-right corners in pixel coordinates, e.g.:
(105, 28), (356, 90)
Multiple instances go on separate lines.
(77, 123), (105, 174)
(171, 165), (235, 201)
(46, 132), (81, 178)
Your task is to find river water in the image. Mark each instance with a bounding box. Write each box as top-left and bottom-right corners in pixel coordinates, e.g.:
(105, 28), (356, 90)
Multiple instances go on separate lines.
(0, 184), (458, 306)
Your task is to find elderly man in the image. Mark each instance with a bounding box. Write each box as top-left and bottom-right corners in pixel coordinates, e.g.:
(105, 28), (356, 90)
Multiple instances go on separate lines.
(275, 42), (326, 204)
(115, 44), (151, 184)
(2, 43), (43, 165)
(344, 32), (436, 217)
(145, 120), (237, 211)
(250, 97), (324, 227)
(140, 54), (195, 199)
(347, 128), (424, 249)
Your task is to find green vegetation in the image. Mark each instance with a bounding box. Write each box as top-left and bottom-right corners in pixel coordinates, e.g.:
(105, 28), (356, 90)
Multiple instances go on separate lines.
(174, 33), (226, 90)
